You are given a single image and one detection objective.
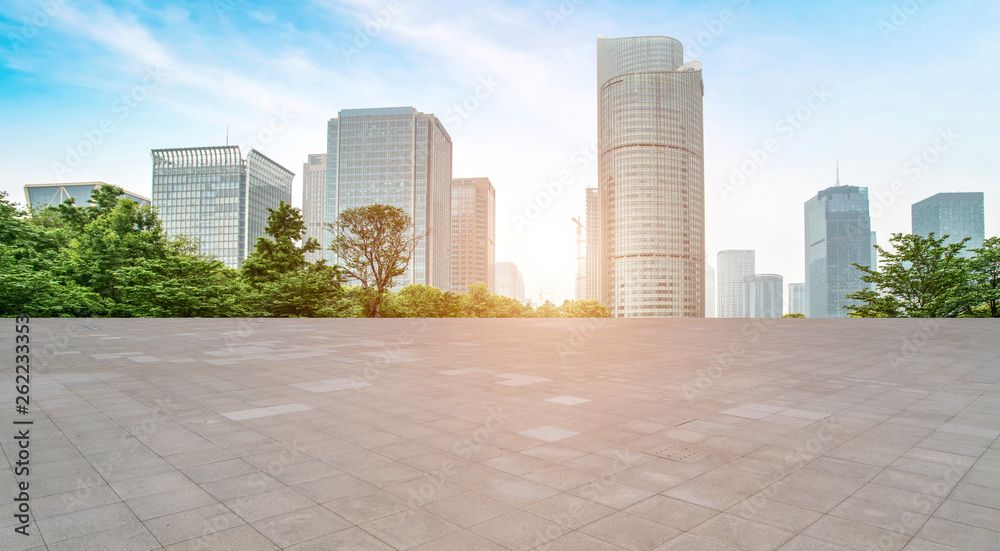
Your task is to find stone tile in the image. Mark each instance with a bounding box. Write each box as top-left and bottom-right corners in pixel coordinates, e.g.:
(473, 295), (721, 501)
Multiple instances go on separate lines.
(572, 479), (657, 509)
(125, 485), (218, 521)
(423, 491), (514, 527)
(285, 526), (394, 550)
(804, 515), (910, 551)
(143, 503), (245, 547)
(691, 512), (796, 551)
(653, 533), (741, 550)
(324, 489), (417, 524)
(535, 531), (628, 550)
(726, 496), (822, 533)
(224, 487), (315, 523)
(721, 408), (772, 420)
(525, 493), (618, 529)
(830, 496), (928, 535)
(933, 499), (1000, 531)
(163, 524), (278, 551)
(46, 523), (161, 551)
(251, 504), (350, 548)
(664, 481), (748, 511)
(519, 425), (581, 442)
(291, 473), (376, 503)
(525, 464), (599, 491)
(361, 508), (461, 550)
(916, 517), (1000, 550)
(777, 535), (853, 551)
(546, 395), (591, 405)
(470, 510), (569, 550)
(410, 530), (510, 551)
(580, 511), (681, 550)
(36, 502), (140, 544)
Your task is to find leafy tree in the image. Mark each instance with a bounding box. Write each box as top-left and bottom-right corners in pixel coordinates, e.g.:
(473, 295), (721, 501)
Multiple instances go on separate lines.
(242, 202), (318, 283)
(781, 313), (805, 318)
(846, 232), (974, 318)
(393, 284), (464, 318)
(0, 244), (107, 317)
(461, 283), (530, 318)
(560, 299), (611, 318)
(532, 300), (561, 318)
(968, 237), (1000, 317)
(328, 204), (420, 318)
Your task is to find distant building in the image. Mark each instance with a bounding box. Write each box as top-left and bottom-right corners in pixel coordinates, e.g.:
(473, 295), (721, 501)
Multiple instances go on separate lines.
(597, 35), (705, 317)
(326, 106), (452, 290)
(787, 282), (805, 315)
(804, 183), (872, 318)
(585, 187), (600, 302)
(705, 263), (716, 318)
(717, 250), (755, 318)
(151, 146), (293, 268)
(745, 274), (783, 318)
(912, 192), (985, 257)
(302, 154), (326, 263)
(24, 182), (149, 210)
(451, 177), (495, 293)
(496, 261), (525, 303)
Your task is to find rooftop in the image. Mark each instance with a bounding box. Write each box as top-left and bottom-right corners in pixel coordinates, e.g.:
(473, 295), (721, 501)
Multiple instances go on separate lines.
(2, 319), (998, 550)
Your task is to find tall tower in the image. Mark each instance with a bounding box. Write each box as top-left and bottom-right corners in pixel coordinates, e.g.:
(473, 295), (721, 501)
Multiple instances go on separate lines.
(912, 192), (985, 257)
(804, 178), (873, 318)
(451, 177), (495, 293)
(744, 274), (783, 318)
(151, 146), (293, 268)
(597, 35), (705, 317)
(326, 107), (453, 290)
(717, 250), (755, 318)
(705, 263), (716, 318)
(302, 154), (326, 263)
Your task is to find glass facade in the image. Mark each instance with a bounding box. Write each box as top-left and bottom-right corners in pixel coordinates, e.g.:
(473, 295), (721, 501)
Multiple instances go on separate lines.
(150, 146), (293, 268)
(705, 263), (715, 317)
(585, 187), (601, 302)
(597, 36), (705, 317)
(787, 282), (805, 315)
(495, 261), (525, 303)
(451, 178), (495, 293)
(325, 107), (452, 290)
(24, 182), (149, 210)
(804, 185), (872, 318)
(911, 192), (985, 257)
(302, 154), (327, 263)
(717, 250), (755, 318)
(744, 273), (783, 318)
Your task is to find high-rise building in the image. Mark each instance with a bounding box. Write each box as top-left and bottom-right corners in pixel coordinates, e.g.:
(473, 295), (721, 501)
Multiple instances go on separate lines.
(705, 263), (716, 318)
(744, 274), (783, 318)
(717, 250), (755, 318)
(804, 183), (872, 318)
(585, 187), (600, 302)
(496, 261), (525, 304)
(24, 182), (149, 209)
(326, 106), (452, 290)
(451, 177), (495, 293)
(912, 192), (985, 256)
(787, 282), (805, 315)
(597, 35), (705, 317)
(302, 154), (326, 263)
(151, 146), (293, 268)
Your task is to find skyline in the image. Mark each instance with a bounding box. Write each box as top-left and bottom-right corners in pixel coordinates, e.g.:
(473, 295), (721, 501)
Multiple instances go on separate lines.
(2, 0), (998, 303)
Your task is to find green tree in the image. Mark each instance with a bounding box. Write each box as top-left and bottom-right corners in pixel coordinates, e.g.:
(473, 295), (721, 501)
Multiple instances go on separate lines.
(532, 300), (561, 318)
(781, 313), (805, 318)
(243, 202), (346, 317)
(393, 284), (464, 317)
(560, 299), (611, 318)
(328, 204), (419, 318)
(461, 283), (530, 318)
(846, 232), (974, 318)
(968, 237), (1000, 317)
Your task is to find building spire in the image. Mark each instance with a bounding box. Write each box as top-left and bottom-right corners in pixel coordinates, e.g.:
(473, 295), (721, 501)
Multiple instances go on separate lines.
(836, 158), (840, 186)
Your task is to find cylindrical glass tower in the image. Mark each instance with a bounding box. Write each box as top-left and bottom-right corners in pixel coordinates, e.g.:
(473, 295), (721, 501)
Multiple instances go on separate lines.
(597, 35), (705, 317)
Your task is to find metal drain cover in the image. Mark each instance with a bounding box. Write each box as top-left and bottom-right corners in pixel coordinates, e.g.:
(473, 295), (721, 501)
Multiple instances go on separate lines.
(649, 443), (713, 463)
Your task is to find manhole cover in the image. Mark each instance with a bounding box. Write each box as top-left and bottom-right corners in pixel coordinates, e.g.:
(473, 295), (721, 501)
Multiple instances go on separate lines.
(649, 443), (713, 463)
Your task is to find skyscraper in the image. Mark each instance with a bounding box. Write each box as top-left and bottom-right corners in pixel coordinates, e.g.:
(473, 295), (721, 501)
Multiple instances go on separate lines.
(912, 192), (985, 256)
(597, 35), (705, 317)
(787, 282), (805, 316)
(326, 107), (452, 290)
(302, 154), (326, 263)
(151, 146), (293, 268)
(496, 261), (525, 304)
(451, 177), (495, 293)
(717, 250), (755, 318)
(585, 187), (600, 302)
(24, 181), (149, 209)
(804, 183), (872, 318)
(744, 274), (783, 318)
(705, 263), (716, 318)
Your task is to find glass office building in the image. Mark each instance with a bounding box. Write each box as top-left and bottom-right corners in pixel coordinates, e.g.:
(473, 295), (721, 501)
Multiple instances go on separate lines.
(24, 182), (149, 210)
(326, 107), (452, 290)
(451, 177), (495, 293)
(302, 154), (327, 263)
(495, 261), (525, 304)
(912, 192), (985, 257)
(804, 185), (873, 318)
(787, 282), (805, 316)
(717, 250), (755, 318)
(585, 187), (601, 302)
(151, 146), (293, 268)
(744, 273), (783, 318)
(597, 35), (705, 317)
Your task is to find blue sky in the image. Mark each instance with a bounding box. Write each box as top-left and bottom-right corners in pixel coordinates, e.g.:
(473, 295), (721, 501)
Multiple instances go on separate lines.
(2, 0), (997, 304)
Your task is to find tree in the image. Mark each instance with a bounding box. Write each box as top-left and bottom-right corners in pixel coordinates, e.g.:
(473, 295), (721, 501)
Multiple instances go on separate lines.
(560, 299), (611, 318)
(242, 202), (319, 283)
(461, 283), (530, 318)
(328, 204), (420, 318)
(846, 232), (974, 318)
(781, 313), (805, 318)
(532, 300), (561, 318)
(968, 237), (1000, 317)
(393, 285), (464, 318)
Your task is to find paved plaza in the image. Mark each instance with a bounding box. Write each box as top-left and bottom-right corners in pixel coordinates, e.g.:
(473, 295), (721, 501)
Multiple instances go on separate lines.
(1, 318), (999, 550)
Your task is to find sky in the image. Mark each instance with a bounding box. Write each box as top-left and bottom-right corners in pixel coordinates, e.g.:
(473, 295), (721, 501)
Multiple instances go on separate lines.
(2, 0), (998, 306)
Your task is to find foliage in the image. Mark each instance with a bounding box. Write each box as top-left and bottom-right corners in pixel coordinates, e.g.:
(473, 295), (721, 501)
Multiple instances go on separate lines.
(462, 283), (530, 318)
(532, 300), (561, 318)
(967, 237), (1000, 317)
(392, 284), (464, 318)
(328, 204), (419, 317)
(780, 313), (805, 318)
(560, 299), (612, 318)
(846, 232), (976, 318)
